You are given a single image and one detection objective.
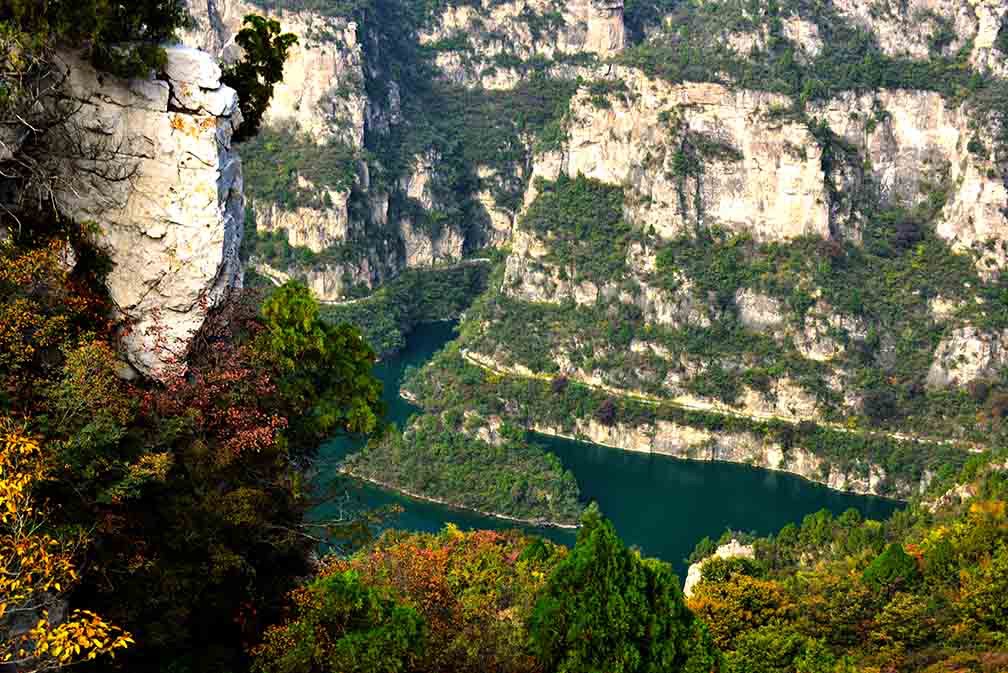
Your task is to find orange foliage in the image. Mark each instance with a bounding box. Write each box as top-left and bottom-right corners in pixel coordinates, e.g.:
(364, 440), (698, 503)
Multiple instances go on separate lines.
(0, 419), (133, 672)
(687, 574), (795, 650)
(305, 527), (561, 673)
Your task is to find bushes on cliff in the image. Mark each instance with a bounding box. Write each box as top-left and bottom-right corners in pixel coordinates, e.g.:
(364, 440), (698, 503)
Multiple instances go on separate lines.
(0, 419), (134, 672)
(1, 0), (190, 77)
(522, 175), (634, 283)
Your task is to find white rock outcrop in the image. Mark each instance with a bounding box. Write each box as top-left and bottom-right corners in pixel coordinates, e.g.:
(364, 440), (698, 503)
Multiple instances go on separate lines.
(683, 539), (755, 597)
(528, 76), (1008, 274)
(831, 0), (1008, 76)
(53, 47), (244, 379)
(815, 90), (1008, 270)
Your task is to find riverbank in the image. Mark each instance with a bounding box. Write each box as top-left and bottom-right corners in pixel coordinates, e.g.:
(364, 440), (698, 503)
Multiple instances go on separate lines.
(401, 347), (971, 499)
(313, 321), (901, 576)
(338, 469), (580, 530)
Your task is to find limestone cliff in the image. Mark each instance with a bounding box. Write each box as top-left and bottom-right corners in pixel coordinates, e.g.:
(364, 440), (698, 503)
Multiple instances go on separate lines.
(493, 69), (1008, 413)
(179, 0), (1005, 492)
(53, 47), (244, 379)
(831, 0), (1008, 76)
(527, 73), (1008, 259)
(184, 0), (481, 298)
(419, 0), (625, 89)
(530, 74), (832, 241)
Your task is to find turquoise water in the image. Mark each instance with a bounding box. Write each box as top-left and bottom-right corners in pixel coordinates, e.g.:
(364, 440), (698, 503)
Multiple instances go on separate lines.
(312, 321), (900, 578)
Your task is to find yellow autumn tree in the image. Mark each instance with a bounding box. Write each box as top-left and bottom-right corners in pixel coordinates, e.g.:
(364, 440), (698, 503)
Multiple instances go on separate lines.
(0, 418), (133, 672)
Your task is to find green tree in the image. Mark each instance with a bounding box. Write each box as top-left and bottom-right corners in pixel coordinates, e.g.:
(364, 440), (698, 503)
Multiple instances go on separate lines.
(529, 504), (718, 673)
(252, 570), (427, 673)
(222, 15), (298, 142)
(724, 625), (806, 673)
(959, 542), (1008, 645)
(1, 0), (190, 77)
(862, 543), (921, 592)
(257, 281), (383, 445)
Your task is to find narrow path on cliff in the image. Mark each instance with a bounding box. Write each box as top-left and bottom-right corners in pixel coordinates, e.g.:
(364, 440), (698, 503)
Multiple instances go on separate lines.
(252, 258), (492, 305)
(458, 350), (984, 453)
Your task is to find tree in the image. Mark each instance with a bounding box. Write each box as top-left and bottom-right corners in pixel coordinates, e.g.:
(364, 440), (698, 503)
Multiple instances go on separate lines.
(958, 542), (1008, 644)
(862, 543), (921, 592)
(687, 573), (793, 651)
(0, 418), (132, 672)
(222, 15), (298, 142)
(595, 396), (617, 426)
(723, 625), (807, 673)
(252, 570), (426, 673)
(330, 526), (565, 673)
(256, 281), (383, 447)
(529, 504), (718, 673)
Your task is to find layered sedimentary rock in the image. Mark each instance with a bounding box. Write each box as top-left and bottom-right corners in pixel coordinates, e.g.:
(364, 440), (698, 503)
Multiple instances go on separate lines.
(185, 0), (366, 256)
(53, 47), (244, 378)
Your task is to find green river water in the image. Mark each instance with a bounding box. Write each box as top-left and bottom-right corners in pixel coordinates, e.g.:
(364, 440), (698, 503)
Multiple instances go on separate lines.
(312, 321), (900, 578)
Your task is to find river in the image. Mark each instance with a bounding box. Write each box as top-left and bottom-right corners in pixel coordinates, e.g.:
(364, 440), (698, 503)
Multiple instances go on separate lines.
(312, 321), (900, 578)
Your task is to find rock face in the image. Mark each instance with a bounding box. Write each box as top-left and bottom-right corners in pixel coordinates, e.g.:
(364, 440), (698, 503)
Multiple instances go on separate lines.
(927, 327), (1008, 387)
(815, 90), (1008, 267)
(184, 0), (367, 259)
(53, 47), (244, 378)
(253, 177), (351, 253)
(535, 73), (832, 241)
(683, 540), (755, 597)
(420, 0), (625, 88)
(185, 0), (481, 297)
(831, 0), (1008, 77)
(527, 73), (1008, 261)
(184, 0), (366, 145)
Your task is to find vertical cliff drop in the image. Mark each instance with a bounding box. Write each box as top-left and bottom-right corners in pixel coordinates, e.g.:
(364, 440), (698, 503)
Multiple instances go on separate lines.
(53, 47), (245, 379)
